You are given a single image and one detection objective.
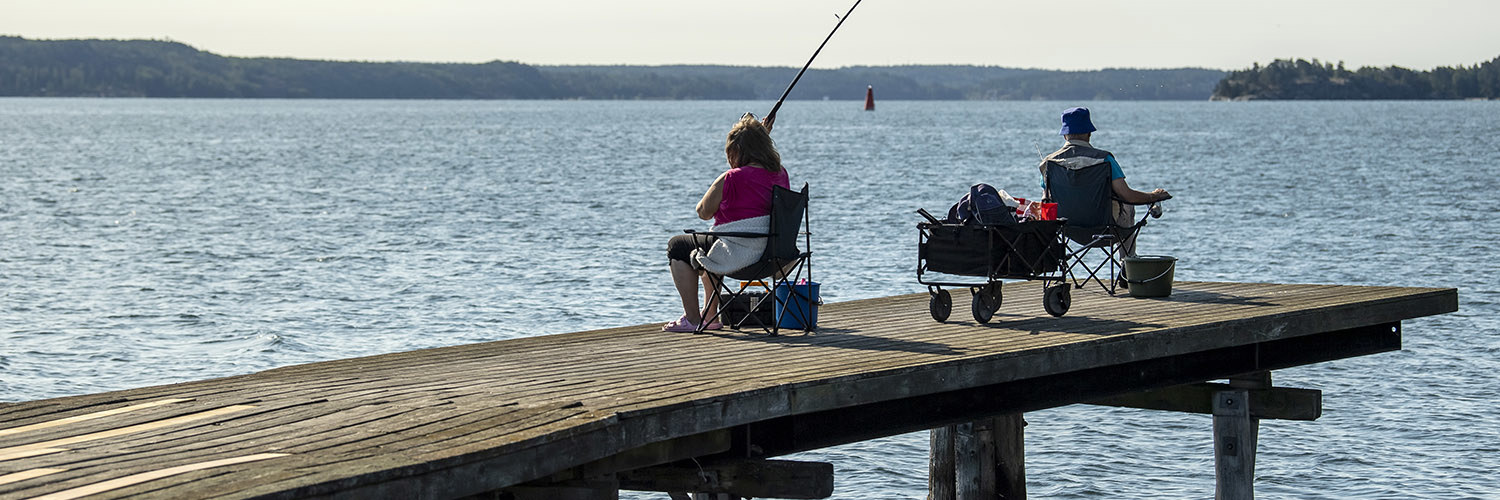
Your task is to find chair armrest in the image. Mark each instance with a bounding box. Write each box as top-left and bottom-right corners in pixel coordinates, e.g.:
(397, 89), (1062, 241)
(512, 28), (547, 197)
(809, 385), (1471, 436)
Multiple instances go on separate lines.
(684, 229), (772, 238)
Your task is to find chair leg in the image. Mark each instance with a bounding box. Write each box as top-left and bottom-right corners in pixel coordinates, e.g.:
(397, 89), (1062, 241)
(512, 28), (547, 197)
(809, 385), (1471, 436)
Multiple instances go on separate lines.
(695, 274), (728, 334)
(737, 282), (775, 330)
(1066, 244), (1123, 295)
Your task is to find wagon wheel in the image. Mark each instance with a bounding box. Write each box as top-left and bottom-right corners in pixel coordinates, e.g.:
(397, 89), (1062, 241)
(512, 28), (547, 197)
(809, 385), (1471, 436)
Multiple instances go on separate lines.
(983, 282), (1003, 313)
(1044, 283), (1071, 317)
(971, 285), (1000, 324)
(929, 288), (952, 323)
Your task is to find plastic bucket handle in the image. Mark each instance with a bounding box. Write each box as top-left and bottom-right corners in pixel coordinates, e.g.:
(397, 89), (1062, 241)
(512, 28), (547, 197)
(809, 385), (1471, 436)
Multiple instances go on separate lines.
(1125, 259), (1175, 284)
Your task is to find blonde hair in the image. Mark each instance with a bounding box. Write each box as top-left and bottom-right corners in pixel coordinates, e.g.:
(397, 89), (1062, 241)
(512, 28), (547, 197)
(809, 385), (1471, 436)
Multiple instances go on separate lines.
(725, 115), (782, 172)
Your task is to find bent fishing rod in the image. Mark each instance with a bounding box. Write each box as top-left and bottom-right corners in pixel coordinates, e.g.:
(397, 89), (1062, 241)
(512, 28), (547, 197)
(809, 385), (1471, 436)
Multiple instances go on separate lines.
(763, 0), (862, 132)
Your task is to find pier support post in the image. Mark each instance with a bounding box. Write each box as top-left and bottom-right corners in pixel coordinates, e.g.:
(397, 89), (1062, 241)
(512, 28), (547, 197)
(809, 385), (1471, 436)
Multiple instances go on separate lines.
(955, 421), (993, 499)
(932, 414), (1025, 500)
(1213, 388), (1258, 500)
(993, 414), (1026, 499)
(929, 424), (956, 500)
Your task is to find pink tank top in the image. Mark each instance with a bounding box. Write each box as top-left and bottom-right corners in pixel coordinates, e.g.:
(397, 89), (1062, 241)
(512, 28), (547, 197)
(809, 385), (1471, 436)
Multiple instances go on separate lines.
(714, 165), (791, 226)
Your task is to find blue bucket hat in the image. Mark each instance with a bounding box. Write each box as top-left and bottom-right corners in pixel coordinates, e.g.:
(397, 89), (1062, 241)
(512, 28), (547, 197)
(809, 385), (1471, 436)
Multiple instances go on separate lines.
(1059, 107), (1096, 135)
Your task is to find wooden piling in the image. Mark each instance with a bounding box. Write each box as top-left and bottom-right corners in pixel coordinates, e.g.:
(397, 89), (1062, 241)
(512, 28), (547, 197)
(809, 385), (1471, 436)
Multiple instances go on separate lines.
(955, 421), (993, 499)
(994, 414), (1026, 499)
(1214, 389), (1259, 500)
(929, 425), (956, 500)
(933, 414), (1025, 500)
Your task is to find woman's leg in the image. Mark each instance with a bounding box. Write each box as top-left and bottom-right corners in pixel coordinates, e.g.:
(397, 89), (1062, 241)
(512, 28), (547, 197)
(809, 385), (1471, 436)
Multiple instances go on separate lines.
(671, 258), (704, 324)
(700, 272), (720, 324)
(667, 234), (717, 325)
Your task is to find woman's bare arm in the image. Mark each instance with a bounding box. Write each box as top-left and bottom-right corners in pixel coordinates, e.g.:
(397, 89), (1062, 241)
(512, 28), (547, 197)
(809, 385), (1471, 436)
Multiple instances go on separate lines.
(696, 172), (728, 220)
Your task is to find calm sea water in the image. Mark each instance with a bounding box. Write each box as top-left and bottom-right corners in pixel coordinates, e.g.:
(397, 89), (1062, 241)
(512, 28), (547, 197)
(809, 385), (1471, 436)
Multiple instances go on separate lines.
(2, 98), (1497, 498)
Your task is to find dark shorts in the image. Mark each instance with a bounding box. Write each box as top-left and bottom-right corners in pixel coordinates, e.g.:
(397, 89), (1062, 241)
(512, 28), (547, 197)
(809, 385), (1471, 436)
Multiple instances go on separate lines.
(667, 234), (717, 268)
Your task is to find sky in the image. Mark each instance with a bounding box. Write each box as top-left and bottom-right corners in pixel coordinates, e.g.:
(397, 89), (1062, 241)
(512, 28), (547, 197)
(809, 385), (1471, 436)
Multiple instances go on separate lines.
(4, 0), (1498, 71)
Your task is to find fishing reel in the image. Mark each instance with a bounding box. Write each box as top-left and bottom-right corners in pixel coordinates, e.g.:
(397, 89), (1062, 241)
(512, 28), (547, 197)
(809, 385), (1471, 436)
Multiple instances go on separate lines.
(1148, 193), (1171, 219)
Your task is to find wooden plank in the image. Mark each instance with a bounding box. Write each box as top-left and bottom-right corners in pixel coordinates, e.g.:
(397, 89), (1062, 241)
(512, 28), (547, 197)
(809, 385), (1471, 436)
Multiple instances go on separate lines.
(25, 453), (287, 500)
(617, 459), (833, 499)
(2, 400), (335, 496)
(1087, 383), (1321, 420)
(8, 398), (325, 467)
(506, 478), (620, 500)
(0, 447), (67, 462)
(542, 429), (732, 482)
(0, 399), (194, 438)
(0, 405), (256, 462)
(0, 399), (258, 447)
(0, 468), (65, 487)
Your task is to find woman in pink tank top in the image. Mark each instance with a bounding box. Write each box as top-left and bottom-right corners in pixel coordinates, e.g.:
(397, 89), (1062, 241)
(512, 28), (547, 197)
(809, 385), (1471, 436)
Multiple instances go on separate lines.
(663, 114), (790, 332)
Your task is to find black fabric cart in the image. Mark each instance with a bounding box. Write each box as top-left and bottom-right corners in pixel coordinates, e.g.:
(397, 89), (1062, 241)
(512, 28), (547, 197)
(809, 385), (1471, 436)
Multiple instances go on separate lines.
(916, 211), (1072, 323)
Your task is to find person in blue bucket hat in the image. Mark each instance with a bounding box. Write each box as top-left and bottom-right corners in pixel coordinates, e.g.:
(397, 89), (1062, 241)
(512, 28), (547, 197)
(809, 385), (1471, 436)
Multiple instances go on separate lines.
(1059, 106), (1098, 135)
(1039, 107), (1170, 256)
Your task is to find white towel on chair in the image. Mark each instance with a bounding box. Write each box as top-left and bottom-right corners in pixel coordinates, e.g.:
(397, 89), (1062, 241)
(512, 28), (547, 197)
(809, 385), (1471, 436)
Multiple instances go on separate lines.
(693, 215), (771, 275)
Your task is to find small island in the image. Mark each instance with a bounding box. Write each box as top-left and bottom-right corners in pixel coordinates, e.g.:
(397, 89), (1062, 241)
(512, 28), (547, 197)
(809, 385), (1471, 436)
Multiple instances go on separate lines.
(1212, 57), (1500, 100)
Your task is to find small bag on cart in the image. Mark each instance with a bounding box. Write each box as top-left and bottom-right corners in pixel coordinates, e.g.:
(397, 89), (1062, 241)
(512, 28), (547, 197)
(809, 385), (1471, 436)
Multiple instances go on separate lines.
(946, 183), (1018, 226)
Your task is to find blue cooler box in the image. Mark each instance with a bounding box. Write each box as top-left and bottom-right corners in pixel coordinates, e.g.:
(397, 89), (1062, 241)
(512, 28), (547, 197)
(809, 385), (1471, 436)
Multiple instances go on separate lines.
(773, 281), (821, 329)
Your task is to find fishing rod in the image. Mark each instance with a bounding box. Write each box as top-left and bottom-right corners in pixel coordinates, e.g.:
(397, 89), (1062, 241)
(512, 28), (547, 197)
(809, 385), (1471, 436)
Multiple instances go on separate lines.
(763, 0), (863, 132)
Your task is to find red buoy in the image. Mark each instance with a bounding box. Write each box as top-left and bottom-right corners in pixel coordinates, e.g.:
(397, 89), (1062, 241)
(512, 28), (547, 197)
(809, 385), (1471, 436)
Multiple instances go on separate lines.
(864, 85), (875, 111)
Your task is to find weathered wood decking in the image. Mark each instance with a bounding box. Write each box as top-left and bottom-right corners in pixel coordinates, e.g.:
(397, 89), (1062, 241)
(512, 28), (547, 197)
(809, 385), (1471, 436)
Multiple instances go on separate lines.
(0, 281), (1457, 499)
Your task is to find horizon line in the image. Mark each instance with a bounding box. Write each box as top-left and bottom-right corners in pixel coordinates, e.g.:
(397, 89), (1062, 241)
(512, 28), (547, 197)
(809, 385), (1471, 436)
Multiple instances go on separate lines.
(19, 34), (1479, 74)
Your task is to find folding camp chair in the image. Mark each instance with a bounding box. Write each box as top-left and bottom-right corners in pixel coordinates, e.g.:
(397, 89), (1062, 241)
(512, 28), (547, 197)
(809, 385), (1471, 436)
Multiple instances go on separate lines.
(685, 183), (813, 335)
(1044, 162), (1163, 295)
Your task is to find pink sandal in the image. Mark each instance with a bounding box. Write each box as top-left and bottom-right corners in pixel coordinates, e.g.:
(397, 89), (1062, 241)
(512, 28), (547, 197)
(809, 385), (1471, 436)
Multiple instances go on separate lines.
(662, 316), (701, 333)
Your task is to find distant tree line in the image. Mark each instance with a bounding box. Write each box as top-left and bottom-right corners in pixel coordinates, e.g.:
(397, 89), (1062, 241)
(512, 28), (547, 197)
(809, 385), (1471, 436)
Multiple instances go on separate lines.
(0, 36), (1225, 100)
(0, 37), (552, 98)
(1212, 57), (1500, 100)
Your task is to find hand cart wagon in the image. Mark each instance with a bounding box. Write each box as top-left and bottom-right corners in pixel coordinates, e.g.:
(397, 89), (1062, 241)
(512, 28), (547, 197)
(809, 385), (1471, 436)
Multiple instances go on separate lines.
(916, 209), (1072, 323)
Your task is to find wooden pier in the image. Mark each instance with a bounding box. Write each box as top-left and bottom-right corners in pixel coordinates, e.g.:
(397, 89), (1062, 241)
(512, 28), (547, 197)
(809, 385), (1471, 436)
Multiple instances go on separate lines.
(0, 281), (1456, 499)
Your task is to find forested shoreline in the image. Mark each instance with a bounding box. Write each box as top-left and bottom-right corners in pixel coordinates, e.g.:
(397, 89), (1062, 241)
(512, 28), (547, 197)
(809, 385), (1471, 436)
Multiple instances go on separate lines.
(1211, 57), (1500, 100)
(7, 36), (1496, 101)
(0, 36), (1220, 100)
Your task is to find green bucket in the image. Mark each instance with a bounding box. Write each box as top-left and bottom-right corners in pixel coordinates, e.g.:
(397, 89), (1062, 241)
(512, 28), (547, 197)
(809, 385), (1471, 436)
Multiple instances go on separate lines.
(1123, 255), (1176, 298)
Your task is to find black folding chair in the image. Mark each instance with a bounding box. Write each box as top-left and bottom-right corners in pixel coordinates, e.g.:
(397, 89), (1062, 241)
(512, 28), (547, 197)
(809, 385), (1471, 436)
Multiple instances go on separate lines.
(686, 183), (813, 335)
(1044, 162), (1160, 295)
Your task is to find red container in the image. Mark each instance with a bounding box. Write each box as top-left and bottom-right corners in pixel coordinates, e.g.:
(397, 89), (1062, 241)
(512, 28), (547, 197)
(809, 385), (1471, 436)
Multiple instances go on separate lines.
(1014, 199), (1058, 221)
(1037, 202), (1057, 221)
